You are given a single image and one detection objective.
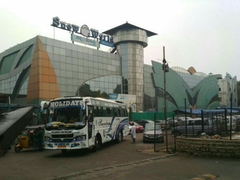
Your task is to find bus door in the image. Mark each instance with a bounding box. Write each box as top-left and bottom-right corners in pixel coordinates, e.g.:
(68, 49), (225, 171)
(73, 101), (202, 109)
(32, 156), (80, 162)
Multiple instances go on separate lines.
(87, 106), (94, 145)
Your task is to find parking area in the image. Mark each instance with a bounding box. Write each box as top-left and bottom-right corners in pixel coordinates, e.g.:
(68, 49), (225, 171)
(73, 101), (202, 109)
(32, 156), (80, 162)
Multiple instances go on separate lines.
(0, 133), (172, 180)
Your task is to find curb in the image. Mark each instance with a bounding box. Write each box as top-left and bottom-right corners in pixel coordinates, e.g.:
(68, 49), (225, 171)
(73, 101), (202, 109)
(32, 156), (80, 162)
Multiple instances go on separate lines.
(47, 154), (177, 180)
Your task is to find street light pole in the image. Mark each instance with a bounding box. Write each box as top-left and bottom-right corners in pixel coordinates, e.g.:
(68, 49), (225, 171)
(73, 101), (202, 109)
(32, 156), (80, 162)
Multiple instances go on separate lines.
(230, 93), (232, 140)
(162, 46), (168, 152)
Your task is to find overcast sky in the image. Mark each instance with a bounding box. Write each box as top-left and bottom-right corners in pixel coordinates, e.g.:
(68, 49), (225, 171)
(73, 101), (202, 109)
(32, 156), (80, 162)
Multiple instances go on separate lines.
(0, 0), (239, 79)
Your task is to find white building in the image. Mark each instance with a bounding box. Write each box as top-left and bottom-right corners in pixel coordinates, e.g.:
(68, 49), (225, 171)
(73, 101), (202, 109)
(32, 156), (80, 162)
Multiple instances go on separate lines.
(218, 73), (238, 107)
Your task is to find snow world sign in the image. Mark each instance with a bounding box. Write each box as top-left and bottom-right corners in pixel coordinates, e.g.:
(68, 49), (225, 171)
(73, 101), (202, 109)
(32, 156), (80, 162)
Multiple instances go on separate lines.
(51, 17), (114, 47)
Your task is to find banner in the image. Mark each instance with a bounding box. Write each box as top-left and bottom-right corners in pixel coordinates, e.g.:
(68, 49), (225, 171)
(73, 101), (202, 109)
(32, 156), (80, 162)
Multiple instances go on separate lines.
(71, 34), (100, 48)
(109, 93), (137, 112)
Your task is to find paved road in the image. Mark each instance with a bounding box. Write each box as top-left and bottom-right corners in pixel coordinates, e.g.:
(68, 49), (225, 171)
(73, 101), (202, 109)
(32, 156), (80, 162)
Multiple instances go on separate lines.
(68, 154), (240, 180)
(1, 133), (239, 180)
(0, 133), (167, 180)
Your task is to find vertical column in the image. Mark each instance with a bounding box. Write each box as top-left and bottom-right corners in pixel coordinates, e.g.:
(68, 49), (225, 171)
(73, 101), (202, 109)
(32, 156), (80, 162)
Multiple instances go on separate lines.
(112, 27), (152, 112)
(127, 43), (144, 111)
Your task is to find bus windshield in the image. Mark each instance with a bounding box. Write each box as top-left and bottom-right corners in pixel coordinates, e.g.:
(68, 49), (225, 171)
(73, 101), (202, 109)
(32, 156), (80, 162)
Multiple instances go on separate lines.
(48, 99), (86, 125)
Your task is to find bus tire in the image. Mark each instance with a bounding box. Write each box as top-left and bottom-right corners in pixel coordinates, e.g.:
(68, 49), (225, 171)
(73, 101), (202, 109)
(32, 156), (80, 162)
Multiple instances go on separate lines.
(116, 131), (123, 143)
(14, 147), (22, 153)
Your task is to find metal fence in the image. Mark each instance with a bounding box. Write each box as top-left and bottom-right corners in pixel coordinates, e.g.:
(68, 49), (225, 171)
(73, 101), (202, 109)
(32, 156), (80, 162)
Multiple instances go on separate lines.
(170, 110), (239, 139)
(153, 109), (240, 152)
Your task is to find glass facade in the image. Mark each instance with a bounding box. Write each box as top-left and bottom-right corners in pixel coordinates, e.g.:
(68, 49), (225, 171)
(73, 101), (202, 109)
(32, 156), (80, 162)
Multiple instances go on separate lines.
(152, 61), (221, 112)
(115, 30), (146, 111)
(0, 73), (20, 94)
(0, 72), (29, 104)
(172, 67), (207, 89)
(120, 43), (128, 94)
(15, 45), (33, 69)
(143, 64), (156, 110)
(76, 75), (122, 99)
(40, 36), (121, 98)
(19, 77), (29, 95)
(0, 34), (234, 113)
(0, 51), (19, 75)
(0, 37), (35, 103)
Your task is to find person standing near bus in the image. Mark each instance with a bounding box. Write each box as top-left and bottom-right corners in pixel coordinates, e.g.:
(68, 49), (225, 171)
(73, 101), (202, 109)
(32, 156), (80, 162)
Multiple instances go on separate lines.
(33, 129), (38, 151)
(130, 122), (136, 143)
(37, 127), (44, 152)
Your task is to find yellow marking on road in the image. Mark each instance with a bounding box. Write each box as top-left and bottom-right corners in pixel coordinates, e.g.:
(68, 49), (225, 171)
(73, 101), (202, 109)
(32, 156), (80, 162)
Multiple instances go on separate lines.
(191, 174), (218, 180)
(202, 174), (218, 179)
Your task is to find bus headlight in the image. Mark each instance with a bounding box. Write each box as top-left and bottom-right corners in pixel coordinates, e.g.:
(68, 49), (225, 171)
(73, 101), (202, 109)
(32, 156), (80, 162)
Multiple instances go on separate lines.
(45, 137), (52, 141)
(74, 135), (86, 141)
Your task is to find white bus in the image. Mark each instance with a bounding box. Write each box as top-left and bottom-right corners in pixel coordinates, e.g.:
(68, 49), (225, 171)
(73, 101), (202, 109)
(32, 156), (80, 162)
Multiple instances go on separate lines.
(44, 96), (129, 153)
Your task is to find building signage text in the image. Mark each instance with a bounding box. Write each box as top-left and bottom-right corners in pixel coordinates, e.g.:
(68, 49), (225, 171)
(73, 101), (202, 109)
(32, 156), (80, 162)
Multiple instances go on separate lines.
(71, 34), (100, 48)
(51, 17), (114, 47)
(50, 100), (83, 108)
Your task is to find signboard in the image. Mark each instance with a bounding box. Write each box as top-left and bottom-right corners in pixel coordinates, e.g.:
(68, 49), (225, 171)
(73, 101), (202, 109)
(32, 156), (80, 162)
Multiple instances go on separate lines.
(71, 34), (99, 48)
(99, 40), (114, 47)
(109, 93), (137, 112)
(50, 100), (83, 108)
(51, 17), (114, 48)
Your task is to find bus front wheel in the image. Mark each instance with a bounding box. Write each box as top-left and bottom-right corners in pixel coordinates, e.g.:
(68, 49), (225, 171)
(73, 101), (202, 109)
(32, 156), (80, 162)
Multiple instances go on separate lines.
(14, 147), (22, 153)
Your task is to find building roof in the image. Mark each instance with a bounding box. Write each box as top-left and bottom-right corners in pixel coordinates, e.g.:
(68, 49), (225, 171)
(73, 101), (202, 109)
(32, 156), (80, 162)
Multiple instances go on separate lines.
(103, 22), (157, 37)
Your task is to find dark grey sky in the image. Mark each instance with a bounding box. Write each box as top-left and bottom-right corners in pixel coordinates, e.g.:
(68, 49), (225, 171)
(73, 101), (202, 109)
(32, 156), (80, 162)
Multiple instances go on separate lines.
(0, 0), (239, 79)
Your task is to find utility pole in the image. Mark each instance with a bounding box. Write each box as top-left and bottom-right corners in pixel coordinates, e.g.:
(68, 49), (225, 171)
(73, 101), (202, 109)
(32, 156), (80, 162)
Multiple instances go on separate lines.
(162, 46), (169, 152)
(185, 98), (188, 137)
(230, 93), (232, 140)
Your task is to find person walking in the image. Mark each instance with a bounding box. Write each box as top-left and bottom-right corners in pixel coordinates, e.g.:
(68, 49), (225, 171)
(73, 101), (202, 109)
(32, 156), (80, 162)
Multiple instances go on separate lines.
(33, 129), (38, 151)
(130, 122), (136, 143)
(37, 127), (44, 152)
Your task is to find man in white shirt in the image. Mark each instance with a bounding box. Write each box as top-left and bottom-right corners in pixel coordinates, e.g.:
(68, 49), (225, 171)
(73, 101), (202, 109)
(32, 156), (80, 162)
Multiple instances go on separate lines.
(130, 122), (136, 143)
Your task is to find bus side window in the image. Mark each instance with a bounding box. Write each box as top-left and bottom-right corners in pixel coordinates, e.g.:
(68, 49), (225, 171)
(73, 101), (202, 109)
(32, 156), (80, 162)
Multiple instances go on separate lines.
(88, 106), (94, 122)
(110, 108), (114, 116)
(100, 107), (104, 117)
(93, 106), (99, 116)
(103, 107), (108, 117)
(113, 108), (117, 116)
(107, 108), (110, 117)
(118, 109), (121, 117)
(121, 109), (125, 117)
(124, 109), (127, 116)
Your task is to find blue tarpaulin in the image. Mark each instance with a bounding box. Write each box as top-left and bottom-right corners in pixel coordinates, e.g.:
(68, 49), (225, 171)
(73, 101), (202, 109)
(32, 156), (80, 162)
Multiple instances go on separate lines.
(176, 109), (239, 115)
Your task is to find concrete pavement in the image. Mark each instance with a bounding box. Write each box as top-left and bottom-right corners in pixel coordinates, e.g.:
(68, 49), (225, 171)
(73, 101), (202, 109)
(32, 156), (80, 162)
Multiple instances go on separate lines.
(0, 133), (168, 180)
(1, 133), (239, 180)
